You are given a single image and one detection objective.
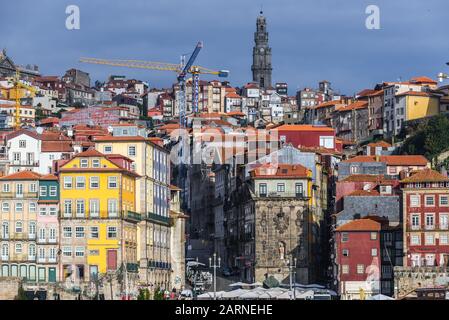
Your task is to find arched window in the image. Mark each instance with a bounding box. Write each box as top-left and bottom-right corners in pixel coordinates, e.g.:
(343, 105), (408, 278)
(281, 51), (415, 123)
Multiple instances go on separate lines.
(29, 244), (36, 258)
(15, 221), (23, 233)
(1, 243), (9, 258)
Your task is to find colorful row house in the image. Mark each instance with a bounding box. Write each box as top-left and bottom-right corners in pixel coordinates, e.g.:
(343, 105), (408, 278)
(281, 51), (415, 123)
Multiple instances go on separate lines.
(58, 149), (141, 285)
(0, 171), (59, 283)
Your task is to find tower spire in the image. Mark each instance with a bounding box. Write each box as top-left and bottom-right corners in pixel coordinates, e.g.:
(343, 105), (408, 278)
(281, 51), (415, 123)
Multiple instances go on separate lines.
(251, 10), (272, 89)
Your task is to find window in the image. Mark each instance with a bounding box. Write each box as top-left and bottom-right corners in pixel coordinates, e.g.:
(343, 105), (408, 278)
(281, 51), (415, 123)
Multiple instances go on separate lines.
(89, 199), (99, 218)
(38, 228), (45, 241)
(80, 159), (88, 168)
(410, 195), (420, 207)
(19, 140), (26, 148)
(425, 234), (435, 245)
(411, 215), (420, 229)
(63, 177), (72, 189)
(75, 227), (85, 238)
(90, 177), (99, 189)
(92, 159), (100, 168)
(342, 265), (349, 274)
(15, 202), (23, 213)
(425, 214), (435, 229)
(64, 200), (72, 217)
(76, 177), (85, 189)
(295, 183), (303, 197)
(75, 247), (85, 257)
(259, 183), (267, 196)
(39, 186), (47, 197)
(103, 146), (113, 154)
(15, 243), (22, 254)
(90, 227), (99, 239)
(62, 247), (72, 257)
(2, 222), (9, 239)
(49, 228), (56, 241)
(357, 264), (365, 274)
(426, 254), (435, 266)
(128, 146), (136, 157)
(49, 207), (57, 216)
(2, 183), (10, 193)
(342, 249), (349, 257)
(107, 227), (117, 239)
(29, 202), (36, 212)
(29, 222), (36, 237)
(341, 232), (349, 242)
(29, 244), (36, 258)
(277, 183), (285, 193)
(1, 244), (9, 258)
(411, 234), (421, 245)
(49, 247), (56, 260)
(15, 221), (23, 233)
(425, 195), (435, 207)
(16, 184), (23, 196)
(108, 176), (118, 188)
(108, 199), (118, 217)
(63, 227), (72, 238)
(371, 248), (378, 256)
(2, 202), (9, 212)
(29, 183), (36, 193)
(13, 152), (20, 162)
(319, 136), (334, 149)
(370, 232), (378, 240)
(39, 207), (46, 216)
(49, 186), (57, 197)
(76, 200), (85, 217)
(440, 234), (449, 245)
(350, 166), (359, 174)
(441, 214), (449, 229)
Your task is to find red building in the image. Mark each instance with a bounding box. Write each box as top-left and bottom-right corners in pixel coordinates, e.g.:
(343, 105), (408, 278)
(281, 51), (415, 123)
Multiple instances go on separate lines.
(335, 217), (399, 299)
(273, 124), (341, 152)
(401, 169), (449, 267)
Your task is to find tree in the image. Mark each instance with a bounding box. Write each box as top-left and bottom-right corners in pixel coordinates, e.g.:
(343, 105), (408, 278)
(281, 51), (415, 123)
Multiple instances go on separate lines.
(14, 284), (28, 300)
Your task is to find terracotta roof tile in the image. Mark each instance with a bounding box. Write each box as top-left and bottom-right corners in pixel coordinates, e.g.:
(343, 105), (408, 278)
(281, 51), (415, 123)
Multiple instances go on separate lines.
(0, 171), (42, 180)
(250, 163), (311, 179)
(274, 124), (335, 133)
(336, 218), (381, 232)
(342, 155), (428, 166)
(400, 168), (449, 183)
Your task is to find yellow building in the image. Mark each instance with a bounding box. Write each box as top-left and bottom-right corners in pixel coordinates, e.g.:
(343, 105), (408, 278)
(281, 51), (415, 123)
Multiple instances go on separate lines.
(93, 134), (175, 290)
(398, 91), (440, 121)
(58, 149), (141, 282)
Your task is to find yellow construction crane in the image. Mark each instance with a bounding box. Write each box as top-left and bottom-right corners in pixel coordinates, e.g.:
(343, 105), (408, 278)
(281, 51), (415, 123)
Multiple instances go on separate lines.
(80, 41), (229, 126)
(7, 70), (37, 130)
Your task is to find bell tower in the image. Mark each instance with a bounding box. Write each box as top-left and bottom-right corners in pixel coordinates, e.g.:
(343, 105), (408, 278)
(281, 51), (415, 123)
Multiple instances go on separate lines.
(251, 11), (272, 89)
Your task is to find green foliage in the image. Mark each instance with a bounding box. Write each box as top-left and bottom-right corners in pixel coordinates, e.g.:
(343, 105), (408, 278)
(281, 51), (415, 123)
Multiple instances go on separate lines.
(153, 287), (165, 300)
(401, 115), (449, 162)
(14, 284), (28, 300)
(137, 288), (151, 300)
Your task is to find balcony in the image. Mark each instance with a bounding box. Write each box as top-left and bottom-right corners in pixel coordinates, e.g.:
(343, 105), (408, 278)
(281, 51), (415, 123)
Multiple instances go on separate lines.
(256, 192), (308, 199)
(28, 234), (36, 240)
(28, 255), (36, 261)
(440, 224), (449, 230)
(10, 160), (39, 167)
(1, 255), (9, 260)
(48, 258), (57, 263)
(37, 257), (46, 263)
(2, 192), (38, 199)
(425, 225), (435, 231)
(146, 212), (170, 226)
(11, 233), (27, 240)
(123, 211), (142, 222)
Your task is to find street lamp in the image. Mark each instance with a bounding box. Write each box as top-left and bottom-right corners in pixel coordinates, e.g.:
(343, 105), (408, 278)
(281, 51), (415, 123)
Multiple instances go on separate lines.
(209, 253), (221, 300)
(286, 257), (297, 300)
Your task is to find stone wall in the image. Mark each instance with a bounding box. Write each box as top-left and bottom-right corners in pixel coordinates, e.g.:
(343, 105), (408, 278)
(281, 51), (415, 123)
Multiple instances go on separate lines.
(394, 267), (449, 298)
(0, 278), (20, 300)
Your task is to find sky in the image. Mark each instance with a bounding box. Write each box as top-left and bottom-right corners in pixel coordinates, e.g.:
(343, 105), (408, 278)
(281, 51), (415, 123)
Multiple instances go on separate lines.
(1, 0), (449, 95)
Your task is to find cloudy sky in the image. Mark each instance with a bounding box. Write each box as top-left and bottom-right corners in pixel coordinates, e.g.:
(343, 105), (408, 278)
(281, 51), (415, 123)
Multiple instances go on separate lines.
(1, 0), (448, 95)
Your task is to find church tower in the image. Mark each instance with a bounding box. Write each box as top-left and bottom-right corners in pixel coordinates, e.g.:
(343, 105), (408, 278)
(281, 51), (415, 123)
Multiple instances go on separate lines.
(251, 11), (272, 89)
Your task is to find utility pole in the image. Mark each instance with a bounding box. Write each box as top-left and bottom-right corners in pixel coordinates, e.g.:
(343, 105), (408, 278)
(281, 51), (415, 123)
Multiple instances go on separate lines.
(286, 256), (297, 300)
(209, 253), (221, 300)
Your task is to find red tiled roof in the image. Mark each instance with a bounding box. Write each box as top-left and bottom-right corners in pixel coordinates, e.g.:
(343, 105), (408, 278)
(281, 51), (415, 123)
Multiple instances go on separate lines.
(73, 149), (104, 158)
(41, 141), (74, 153)
(341, 174), (389, 183)
(400, 168), (449, 183)
(348, 190), (380, 196)
(0, 171), (41, 180)
(367, 141), (392, 148)
(250, 163), (311, 179)
(274, 124), (335, 133)
(225, 92), (242, 99)
(342, 155), (428, 166)
(338, 101), (368, 112)
(396, 91), (434, 97)
(93, 135), (148, 142)
(40, 174), (58, 181)
(336, 218), (381, 232)
(410, 76), (438, 85)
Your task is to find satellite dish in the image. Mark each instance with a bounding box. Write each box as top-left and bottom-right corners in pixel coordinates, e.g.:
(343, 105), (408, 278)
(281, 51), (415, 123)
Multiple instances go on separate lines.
(363, 184), (371, 191)
(36, 127), (44, 135)
(107, 126), (113, 133)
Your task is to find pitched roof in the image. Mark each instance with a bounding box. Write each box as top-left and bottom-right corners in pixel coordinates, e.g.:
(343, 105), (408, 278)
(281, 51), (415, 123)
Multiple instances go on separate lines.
(347, 190), (380, 196)
(313, 100), (345, 110)
(410, 76), (438, 85)
(73, 149), (104, 158)
(0, 171), (42, 180)
(336, 218), (381, 232)
(342, 155), (428, 166)
(41, 141), (74, 153)
(341, 174), (388, 183)
(93, 135), (148, 142)
(250, 163), (311, 179)
(274, 124), (335, 133)
(396, 91), (435, 97)
(338, 101), (368, 112)
(40, 174), (58, 181)
(400, 168), (449, 183)
(367, 141), (392, 148)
